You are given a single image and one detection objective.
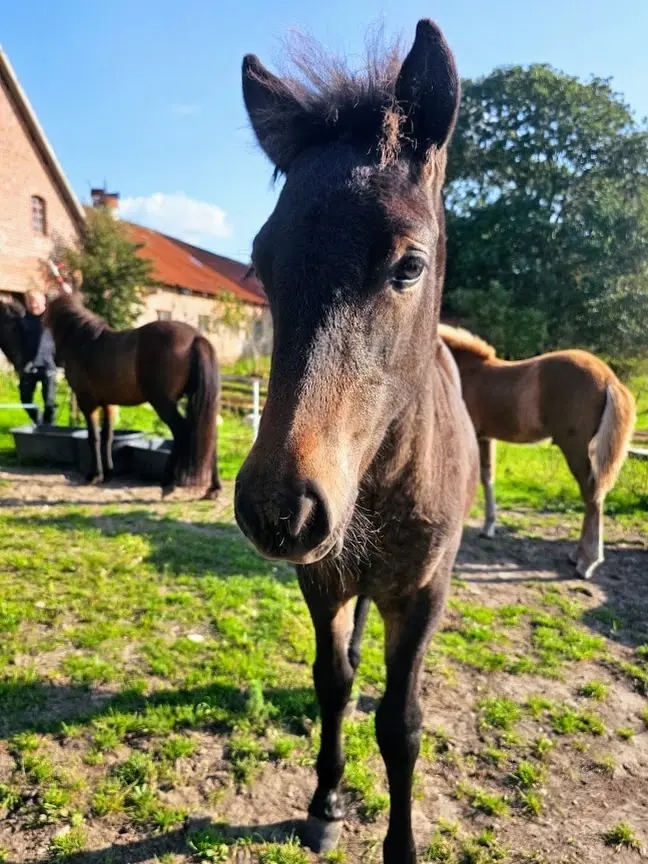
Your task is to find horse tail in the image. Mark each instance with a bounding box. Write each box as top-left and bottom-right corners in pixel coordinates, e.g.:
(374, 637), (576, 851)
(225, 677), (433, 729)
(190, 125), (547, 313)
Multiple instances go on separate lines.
(179, 335), (219, 487)
(588, 378), (636, 499)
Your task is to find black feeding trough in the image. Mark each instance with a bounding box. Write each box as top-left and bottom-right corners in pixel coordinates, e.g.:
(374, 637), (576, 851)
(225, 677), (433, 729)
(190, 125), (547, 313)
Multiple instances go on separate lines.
(11, 425), (86, 466)
(125, 437), (173, 483)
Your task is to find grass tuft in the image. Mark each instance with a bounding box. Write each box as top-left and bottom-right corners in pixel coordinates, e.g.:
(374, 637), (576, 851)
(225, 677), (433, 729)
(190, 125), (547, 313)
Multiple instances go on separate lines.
(603, 821), (642, 852)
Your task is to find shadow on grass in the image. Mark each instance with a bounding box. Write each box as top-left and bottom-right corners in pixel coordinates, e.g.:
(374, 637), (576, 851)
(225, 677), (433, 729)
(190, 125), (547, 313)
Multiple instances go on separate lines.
(1, 814), (317, 864)
(457, 525), (648, 650)
(6, 509), (294, 584)
(0, 676), (318, 740)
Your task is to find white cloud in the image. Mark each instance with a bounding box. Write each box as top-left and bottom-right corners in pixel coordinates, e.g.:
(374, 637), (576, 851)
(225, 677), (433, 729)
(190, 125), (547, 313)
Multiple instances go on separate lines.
(117, 192), (232, 244)
(170, 103), (201, 116)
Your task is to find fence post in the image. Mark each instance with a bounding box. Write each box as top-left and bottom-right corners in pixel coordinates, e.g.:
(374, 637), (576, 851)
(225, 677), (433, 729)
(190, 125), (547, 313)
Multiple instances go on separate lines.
(252, 377), (261, 442)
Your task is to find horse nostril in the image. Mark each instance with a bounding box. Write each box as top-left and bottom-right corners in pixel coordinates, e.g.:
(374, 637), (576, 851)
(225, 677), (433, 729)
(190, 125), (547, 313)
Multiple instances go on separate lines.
(286, 481), (332, 549)
(235, 471), (334, 559)
(288, 492), (316, 539)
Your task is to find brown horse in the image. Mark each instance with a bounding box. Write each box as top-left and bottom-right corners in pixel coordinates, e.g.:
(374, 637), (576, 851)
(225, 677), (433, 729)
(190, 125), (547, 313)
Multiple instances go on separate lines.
(45, 292), (221, 498)
(234, 21), (478, 863)
(439, 324), (636, 579)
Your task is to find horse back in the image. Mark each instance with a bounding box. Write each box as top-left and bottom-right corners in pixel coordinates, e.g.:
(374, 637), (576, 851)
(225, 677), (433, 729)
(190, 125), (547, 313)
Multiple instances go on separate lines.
(537, 350), (617, 443)
(460, 349), (616, 446)
(135, 320), (203, 403)
(65, 329), (143, 406)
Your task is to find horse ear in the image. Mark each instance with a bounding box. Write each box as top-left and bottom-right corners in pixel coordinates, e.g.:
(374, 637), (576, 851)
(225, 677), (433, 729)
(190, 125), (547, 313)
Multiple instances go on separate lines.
(242, 54), (311, 173)
(394, 20), (460, 161)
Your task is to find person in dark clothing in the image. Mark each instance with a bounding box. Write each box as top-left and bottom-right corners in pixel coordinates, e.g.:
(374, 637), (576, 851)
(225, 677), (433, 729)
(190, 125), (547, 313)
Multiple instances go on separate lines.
(19, 289), (57, 425)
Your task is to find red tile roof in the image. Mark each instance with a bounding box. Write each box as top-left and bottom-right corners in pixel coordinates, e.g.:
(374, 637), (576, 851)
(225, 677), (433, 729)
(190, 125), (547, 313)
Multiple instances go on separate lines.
(126, 222), (267, 306)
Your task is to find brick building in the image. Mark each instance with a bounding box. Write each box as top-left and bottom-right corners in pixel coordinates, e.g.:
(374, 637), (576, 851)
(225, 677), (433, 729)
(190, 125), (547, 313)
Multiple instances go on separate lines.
(0, 45), (85, 299)
(0, 45), (270, 366)
(89, 191), (271, 364)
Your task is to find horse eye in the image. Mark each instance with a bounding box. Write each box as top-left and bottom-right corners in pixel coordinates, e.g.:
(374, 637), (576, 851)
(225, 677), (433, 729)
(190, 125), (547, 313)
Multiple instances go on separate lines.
(391, 254), (426, 289)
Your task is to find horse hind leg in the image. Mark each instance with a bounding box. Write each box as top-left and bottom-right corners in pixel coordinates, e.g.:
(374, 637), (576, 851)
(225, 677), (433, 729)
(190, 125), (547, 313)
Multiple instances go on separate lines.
(150, 398), (188, 496)
(575, 496), (604, 579)
(560, 440), (604, 579)
(202, 419), (222, 501)
(479, 438), (497, 538)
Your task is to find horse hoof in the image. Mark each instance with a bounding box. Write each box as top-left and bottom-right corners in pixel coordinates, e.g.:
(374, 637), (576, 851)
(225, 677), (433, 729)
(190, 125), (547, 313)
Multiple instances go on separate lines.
(201, 487), (221, 501)
(575, 558), (602, 580)
(161, 484), (176, 499)
(300, 815), (343, 853)
(480, 524), (496, 539)
(85, 474), (104, 485)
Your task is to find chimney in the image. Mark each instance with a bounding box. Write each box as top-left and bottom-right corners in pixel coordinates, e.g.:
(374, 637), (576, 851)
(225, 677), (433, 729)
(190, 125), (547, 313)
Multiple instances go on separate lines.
(91, 187), (120, 216)
(91, 188), (105, 208)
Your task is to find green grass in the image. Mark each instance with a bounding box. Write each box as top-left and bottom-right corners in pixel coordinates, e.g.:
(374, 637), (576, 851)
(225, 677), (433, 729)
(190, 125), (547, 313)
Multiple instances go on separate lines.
(457, 782), (510, 817)
(479, 697), (523, 731)
(603, 821), (642, 852)
(474, 437), (648, 518)
(578, 680), (609, 700)
(49, 826), (87, 858)
(509, 761), (545, 789)
(616, 726), (635, 741)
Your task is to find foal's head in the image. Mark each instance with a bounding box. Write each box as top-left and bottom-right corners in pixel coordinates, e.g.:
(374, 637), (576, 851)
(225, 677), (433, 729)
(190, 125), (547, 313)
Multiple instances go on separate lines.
(235, 20), (460, 565)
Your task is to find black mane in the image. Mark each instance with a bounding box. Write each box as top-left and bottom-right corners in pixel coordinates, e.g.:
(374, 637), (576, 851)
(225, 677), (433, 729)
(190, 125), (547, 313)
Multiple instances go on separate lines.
(45, 294), (110, 357)
(251, 35), (407, 174)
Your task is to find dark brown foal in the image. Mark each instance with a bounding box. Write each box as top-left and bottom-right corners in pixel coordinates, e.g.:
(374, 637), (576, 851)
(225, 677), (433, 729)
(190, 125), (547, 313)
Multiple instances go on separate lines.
(234, 20), (478, 863)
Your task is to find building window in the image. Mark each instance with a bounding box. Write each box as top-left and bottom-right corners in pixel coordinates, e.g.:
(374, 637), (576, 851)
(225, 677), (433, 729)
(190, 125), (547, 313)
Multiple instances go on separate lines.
(253, 319), (264, 342)
(198, 314), (211, 333)
(31, 196), (47, 235)
(157, 310), (171, 321)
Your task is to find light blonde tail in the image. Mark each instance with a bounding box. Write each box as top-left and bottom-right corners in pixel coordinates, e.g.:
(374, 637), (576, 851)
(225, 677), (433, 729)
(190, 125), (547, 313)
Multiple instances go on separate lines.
(588, 380), (636, 498)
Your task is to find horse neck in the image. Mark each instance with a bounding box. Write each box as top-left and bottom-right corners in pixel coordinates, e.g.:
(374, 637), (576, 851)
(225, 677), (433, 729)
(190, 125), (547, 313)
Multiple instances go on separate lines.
(0, 322), (22, 370)
(368, 339), (445, 494)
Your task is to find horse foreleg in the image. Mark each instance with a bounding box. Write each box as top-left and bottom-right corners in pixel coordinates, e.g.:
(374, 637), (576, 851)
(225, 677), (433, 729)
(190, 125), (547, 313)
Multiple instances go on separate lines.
(83, 407), (103, 484)
(377, 582), (446, 864)
(300, 589), (356, 854)
(560, 442), (604, 578)
(479, 438), (497, 538)
(101, 406), (116, 481)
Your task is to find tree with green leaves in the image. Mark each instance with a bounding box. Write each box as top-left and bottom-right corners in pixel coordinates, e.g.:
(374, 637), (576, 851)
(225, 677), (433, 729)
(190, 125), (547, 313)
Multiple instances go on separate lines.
(52, 207), (155, 329)
(444, 64), (648, 359)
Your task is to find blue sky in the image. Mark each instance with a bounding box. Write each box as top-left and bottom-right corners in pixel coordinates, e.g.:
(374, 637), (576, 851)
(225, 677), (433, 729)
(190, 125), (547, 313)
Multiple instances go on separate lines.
(3, 0), (647, 263)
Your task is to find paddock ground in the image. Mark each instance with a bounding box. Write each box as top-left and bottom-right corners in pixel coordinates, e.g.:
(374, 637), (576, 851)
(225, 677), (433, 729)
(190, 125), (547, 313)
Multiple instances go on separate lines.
(0, 467), (646, 863)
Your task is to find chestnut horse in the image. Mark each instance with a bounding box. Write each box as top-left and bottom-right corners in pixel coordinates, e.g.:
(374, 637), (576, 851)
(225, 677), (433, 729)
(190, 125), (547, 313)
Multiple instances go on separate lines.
(235, 21), (478, 863)
(45, 292), (221, 498)
(439, 324), (636, 579)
